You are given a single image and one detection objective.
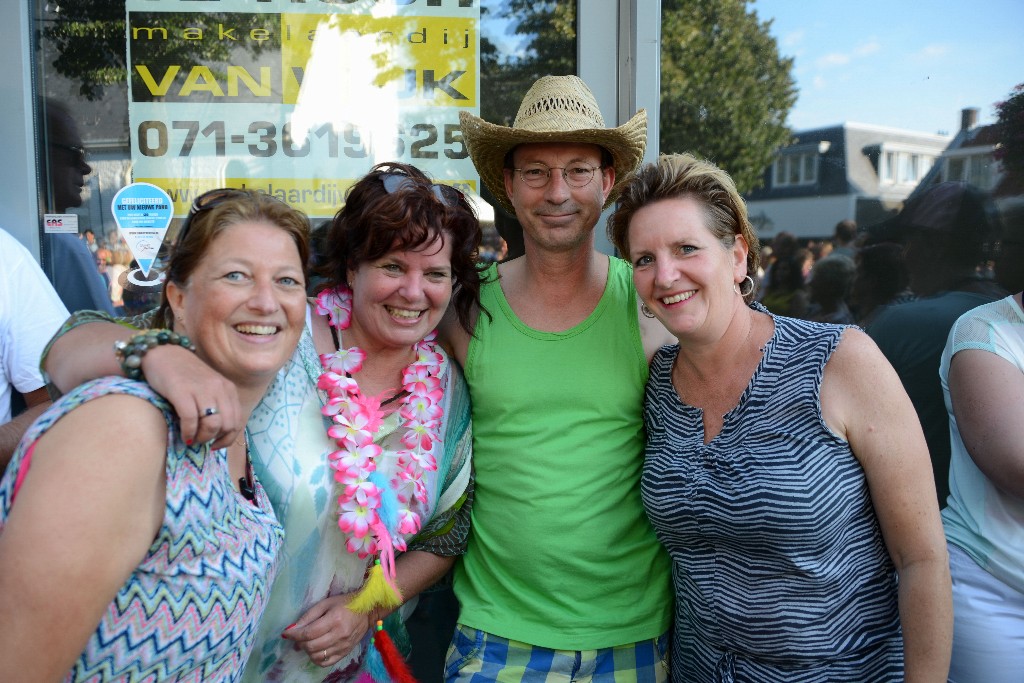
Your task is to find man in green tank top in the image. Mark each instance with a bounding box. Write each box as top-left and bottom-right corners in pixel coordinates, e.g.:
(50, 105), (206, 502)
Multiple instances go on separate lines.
(440, 76), (676, 682)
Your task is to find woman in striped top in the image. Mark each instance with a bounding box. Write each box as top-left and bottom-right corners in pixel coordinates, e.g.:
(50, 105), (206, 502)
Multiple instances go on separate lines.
(608, 153), (951, 682)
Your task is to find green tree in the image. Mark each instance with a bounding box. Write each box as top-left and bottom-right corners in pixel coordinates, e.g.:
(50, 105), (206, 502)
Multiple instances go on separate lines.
(480, 0), (575, 126)
(485, 0), (793, 193)
(40, 2), (275, 101)
(660, 0), (796, 193)
(994, 83), (1024, 183)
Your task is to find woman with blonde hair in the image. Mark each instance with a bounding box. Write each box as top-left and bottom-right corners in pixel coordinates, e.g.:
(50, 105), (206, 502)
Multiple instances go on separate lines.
(608, 153), (952, 681)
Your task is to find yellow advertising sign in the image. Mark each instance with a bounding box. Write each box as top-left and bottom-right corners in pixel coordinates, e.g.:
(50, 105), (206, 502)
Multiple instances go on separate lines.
(281, 15), (476, 107)
(126, 1), (480, 220)
(140, 176), (478, 220)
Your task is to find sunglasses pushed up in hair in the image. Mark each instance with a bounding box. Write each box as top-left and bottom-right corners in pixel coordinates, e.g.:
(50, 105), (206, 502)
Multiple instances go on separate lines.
(174, 188), (250, 247)
(380, 173), (463, 208)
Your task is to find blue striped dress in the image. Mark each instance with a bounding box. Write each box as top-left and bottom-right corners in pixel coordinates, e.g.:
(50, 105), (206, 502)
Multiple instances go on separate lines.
(642, 310), (903, 682)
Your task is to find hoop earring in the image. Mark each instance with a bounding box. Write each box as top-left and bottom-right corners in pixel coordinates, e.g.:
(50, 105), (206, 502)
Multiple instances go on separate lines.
(640, 302), (656, 319)
(737, 274), (755, 298)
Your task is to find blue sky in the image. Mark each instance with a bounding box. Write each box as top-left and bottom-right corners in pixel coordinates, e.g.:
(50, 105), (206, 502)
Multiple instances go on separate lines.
(752, 0), (1023, 135)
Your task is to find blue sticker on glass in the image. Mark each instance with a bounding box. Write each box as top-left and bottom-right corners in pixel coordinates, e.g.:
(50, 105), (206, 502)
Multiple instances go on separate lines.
(110, 182), (173, 277)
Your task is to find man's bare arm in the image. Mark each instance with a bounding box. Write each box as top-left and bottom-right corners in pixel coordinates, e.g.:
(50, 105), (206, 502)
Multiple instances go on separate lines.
(0, 388), (51, 471)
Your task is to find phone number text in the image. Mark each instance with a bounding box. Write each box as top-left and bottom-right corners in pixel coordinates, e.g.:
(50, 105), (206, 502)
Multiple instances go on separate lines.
(136, 120), (468, 159)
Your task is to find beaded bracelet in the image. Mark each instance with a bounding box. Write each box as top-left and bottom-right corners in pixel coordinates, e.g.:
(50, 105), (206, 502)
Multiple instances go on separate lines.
(113, 328), (196, 380)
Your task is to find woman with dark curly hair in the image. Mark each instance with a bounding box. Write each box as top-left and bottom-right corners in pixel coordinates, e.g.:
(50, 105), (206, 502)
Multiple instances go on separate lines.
(42, 163), (485, 682)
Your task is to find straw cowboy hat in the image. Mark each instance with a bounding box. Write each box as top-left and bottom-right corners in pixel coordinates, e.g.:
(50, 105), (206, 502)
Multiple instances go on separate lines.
(459, 75), (647, 215)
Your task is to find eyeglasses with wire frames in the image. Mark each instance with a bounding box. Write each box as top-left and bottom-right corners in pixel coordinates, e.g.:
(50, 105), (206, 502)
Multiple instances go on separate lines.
(381, 173), (463, 207)
(512, 163), (603, 189)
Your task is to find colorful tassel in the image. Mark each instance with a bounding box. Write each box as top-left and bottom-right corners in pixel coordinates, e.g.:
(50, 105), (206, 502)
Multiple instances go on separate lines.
(366, 638), (391, 683)
(348, 560), (403, 614)
(370, 523), (399, 592)
(372, 621), (417, 683)
(371, 470), (400, 532)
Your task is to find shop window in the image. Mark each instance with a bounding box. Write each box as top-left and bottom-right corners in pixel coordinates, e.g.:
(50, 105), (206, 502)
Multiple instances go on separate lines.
(32, 0), (576, 305)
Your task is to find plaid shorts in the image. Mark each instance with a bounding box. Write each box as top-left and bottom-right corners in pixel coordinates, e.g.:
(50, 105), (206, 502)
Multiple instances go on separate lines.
(443, 624), (670, 683)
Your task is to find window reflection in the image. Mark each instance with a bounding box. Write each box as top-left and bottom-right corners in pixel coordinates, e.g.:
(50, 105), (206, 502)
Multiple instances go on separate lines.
(33, 0), (577, 280)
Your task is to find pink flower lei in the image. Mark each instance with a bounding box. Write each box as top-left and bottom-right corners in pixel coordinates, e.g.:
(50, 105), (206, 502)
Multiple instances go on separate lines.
(315, 285), (443, 578)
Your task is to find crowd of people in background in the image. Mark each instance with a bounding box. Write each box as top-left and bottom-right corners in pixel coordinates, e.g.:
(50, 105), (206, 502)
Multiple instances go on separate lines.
(78, 229), (133, 314)
(757, 201), (1012, 337)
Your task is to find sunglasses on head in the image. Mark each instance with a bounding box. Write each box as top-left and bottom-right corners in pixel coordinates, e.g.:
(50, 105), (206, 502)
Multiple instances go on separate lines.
(174, 188), (251, 246)
(381, 173), (462, 208)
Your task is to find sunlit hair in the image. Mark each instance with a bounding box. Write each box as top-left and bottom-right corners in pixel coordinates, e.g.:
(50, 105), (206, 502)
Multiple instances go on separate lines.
(157, 189), (311, 327)
(316, 162), (485, 335)
(609, 152), (761, 303)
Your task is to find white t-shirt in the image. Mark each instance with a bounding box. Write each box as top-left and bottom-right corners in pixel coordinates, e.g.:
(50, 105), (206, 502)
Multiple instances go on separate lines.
(940, 294), (1024, 594)
(0, 228), (70, 424)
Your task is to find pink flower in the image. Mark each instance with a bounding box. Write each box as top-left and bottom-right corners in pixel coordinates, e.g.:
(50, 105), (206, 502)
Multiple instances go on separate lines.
(400, 423), (438, 451)
(405, 375), (441, 396)
(345, 534), (377, 558)
(328, 412), (377, 447)
(401, 395), (443, 423)
(397, 508), (421, 535)
(345, 480), (382, 507)
(318, 372), (357, 395)
(322, 393), (357, 418)
(338, 498), (378, 538)
(410, 449), (437, 471)
(351, 394), (384, 433)
(334, 443), (380, 478)
(322, 346), (366, 375)
(316, 287), (353, 329)
(403, 361), (442, 386)
(414, 479), (428, 503)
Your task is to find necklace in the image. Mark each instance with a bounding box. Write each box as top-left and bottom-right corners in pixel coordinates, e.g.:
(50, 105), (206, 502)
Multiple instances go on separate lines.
(314, 285), (443, 584)
(237, 433), (257, 504)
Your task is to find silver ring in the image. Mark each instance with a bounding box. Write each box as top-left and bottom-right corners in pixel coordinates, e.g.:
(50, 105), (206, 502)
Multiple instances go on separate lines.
(201, 407), (219, 417)
(322, 649), (328, 663)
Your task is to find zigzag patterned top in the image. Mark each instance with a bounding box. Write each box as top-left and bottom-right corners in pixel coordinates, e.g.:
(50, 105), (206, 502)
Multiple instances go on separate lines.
(642, 310), (903, 682)
(0, 376), (284, 682)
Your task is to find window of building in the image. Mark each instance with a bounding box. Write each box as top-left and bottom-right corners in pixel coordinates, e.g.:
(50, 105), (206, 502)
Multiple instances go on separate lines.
(882, 151), (896, 182)
(879, 147), (936, 186)
(773, 151), (818, 187)
(943, 152), (996, 190)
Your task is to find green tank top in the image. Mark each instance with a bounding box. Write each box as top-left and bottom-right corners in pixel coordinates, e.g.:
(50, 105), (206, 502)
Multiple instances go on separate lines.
(455, 257), (673, 649)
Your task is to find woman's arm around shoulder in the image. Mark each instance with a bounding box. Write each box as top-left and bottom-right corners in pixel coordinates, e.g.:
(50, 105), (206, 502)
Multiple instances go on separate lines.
(821, 328), (952, 683)
(0, 394), (168, 681)
(43, 313), (241, 449)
